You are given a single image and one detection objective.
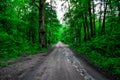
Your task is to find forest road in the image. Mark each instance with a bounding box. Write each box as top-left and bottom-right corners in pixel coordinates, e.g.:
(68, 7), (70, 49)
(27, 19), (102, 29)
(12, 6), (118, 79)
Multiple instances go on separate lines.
(0, 42), (108, 80)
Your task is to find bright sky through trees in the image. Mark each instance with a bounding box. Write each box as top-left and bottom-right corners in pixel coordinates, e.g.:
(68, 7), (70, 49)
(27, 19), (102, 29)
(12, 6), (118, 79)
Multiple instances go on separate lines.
(46, 0), (69, 24)
(46, 0), (104, 23)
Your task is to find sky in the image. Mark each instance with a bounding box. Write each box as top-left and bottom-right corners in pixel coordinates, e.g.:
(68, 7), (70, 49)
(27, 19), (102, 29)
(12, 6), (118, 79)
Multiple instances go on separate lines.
(46, 0), (68, 24)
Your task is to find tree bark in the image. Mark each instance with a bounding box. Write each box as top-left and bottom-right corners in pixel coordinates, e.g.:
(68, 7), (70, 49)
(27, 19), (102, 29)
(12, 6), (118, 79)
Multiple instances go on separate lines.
(49, 0), (52, 45)
(82, 14), (87, 42)
(78, 23), (81, 44)
(99, 0), (102, 34)
(88, 0), (93, 37)
(118, 1), (120, 20)
(101, 0), (108, 34)
(39, 0), (46, 48)
(92, 0), (96, 36)
(84, 14), (90, 40)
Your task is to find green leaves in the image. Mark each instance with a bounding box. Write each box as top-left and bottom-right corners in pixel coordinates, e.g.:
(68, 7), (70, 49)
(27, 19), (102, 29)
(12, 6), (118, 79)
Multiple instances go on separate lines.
(74, 31), (120, 78)
(0, 0), (39, 62)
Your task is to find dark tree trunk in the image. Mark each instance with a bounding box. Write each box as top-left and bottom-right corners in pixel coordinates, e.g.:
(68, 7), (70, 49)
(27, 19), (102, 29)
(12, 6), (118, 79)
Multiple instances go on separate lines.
(75, 25), (77, 44)
(118, 1), (120, 20)
(39, 0), (46, 48)
(84, 14), (90, 40)
(78, 24), (81, 44)
(83, 23), (87, 42)
(49, 0), (52, 45)
(92, 0), (96, 36)
(88, 0), (93, 37)
(99, 0), (102, 34)
(101, 0), (108, 34)
(82, 14), (87, 42)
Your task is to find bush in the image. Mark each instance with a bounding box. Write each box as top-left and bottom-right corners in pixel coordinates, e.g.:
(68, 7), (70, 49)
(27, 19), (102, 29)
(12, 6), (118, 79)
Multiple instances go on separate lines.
(75, 31), (120, 76)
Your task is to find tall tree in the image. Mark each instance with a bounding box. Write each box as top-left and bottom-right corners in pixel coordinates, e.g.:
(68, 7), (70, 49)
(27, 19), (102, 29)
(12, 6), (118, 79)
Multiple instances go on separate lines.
(101, 0), (108, 34)
(39, 0), (46, 48)
(98, 0), (102, 34)
(33, 0), (46, 48)
(92, 0), (96, 36)
(88, 0), (94, 37)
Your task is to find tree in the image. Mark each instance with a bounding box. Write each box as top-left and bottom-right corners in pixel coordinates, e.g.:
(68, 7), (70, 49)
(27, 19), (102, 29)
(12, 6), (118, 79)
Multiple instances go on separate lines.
(88, 0), (94, 37)
(101, 0), (108, 34)
(33, 0), (46, 48)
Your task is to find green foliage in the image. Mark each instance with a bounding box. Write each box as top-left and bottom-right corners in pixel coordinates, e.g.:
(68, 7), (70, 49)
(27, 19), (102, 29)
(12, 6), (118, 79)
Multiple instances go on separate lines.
(61, 0), (120, 78)
(75, 31), (120, 76)
(0, 0), (62, 63)
(45, 3), (62, 45)
(0, 0), (38, 62)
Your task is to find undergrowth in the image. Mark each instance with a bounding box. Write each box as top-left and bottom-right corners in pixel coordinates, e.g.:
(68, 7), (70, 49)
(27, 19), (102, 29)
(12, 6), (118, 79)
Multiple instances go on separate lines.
(74, 32), (120, 78)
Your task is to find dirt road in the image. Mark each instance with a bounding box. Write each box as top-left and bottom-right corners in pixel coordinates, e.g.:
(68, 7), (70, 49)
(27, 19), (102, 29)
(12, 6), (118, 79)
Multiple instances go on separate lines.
(0, 42), (108, 80)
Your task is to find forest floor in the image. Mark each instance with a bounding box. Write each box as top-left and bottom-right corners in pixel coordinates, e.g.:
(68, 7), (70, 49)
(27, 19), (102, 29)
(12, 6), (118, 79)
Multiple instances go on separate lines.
(0, 42), (109, 80)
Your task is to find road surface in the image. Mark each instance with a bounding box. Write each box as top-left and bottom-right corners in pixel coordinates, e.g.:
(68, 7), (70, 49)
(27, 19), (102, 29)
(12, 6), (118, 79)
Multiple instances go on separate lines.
(0, 42), (108, 80)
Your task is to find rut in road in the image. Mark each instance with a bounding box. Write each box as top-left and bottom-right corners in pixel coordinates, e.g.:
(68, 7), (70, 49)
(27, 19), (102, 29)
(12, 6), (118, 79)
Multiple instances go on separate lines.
(20, 42), (108, 80)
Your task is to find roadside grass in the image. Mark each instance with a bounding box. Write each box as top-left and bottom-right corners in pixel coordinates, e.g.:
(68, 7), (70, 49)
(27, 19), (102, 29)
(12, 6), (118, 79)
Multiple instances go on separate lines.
(74, 32), (120, 78)
(0, 45), (49, 67)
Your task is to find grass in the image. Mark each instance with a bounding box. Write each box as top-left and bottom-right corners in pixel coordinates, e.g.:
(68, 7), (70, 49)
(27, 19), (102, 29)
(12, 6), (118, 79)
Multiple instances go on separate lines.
(73, 32), (120, 79)
(0, 45), (49, 67)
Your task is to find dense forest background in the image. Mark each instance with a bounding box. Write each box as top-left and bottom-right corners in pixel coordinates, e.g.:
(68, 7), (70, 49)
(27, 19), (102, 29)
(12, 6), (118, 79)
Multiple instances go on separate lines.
(0, 0), (62, 62)
(0, 0), (120, 79)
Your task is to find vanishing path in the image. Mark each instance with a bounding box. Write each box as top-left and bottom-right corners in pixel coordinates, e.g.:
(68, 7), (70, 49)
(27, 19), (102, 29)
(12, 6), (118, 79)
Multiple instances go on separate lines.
(0, 42), (108, 80)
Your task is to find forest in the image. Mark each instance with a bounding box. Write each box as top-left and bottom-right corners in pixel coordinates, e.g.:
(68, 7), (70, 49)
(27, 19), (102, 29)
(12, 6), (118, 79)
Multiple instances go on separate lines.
(0, 0), (120, 79)
(0, 0), (62, 61)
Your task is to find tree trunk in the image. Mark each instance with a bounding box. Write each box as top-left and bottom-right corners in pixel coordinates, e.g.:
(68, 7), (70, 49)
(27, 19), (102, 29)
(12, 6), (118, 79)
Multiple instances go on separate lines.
(83, 23), (87, 42)
(49, 0), (52, 45)
(39, 0), (46, 48)
(82, 14), (87, 42)
(84, 14), (90, 40)
(78, 23), (81, 44)
(99, 0), (102, 34)
(118, 1), (120, 20)
(101, 0), (108, 34)
(92, 0), (96, 36)
(88, 0), (93, 37)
